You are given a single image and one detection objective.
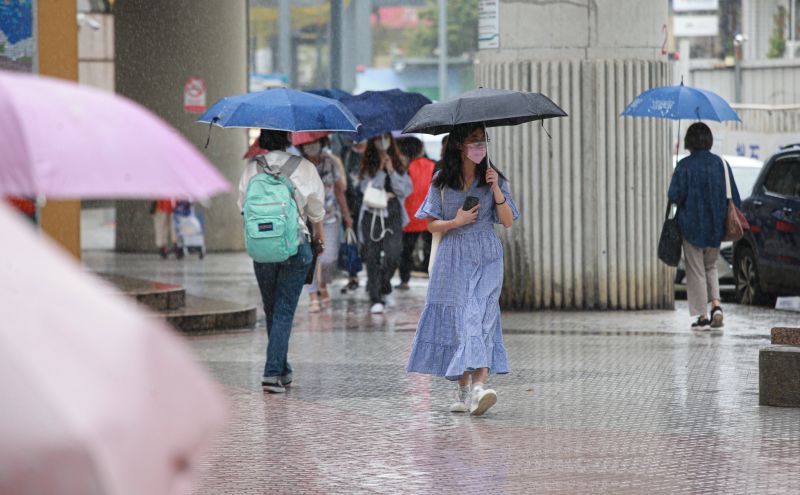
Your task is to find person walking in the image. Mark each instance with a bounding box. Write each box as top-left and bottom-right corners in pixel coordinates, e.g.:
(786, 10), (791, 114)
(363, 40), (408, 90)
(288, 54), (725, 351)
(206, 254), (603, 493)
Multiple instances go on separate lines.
(340, 138), (367, 293)
(151, 198), (177, 258)
(668, 122), (741, 330)
(358, 132), (412, 314)
(395, 136), (436, 290)
(406, 124), (518, 416)
(295, 132), (353, 312)
(238, 129), (326, 393)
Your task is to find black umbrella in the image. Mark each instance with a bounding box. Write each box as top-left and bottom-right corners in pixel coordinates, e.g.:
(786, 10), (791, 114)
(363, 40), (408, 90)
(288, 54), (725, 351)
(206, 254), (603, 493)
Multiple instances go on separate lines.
(402, 88), (567, 135)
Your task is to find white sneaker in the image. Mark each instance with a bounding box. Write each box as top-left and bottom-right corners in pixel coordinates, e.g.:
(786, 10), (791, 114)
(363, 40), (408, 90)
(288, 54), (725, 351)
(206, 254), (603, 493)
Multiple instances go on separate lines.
(449, 385), (470, 413)
(469, 385), (497, 416)
(384, 294), (396, 307)
(370, 302), (385, 314)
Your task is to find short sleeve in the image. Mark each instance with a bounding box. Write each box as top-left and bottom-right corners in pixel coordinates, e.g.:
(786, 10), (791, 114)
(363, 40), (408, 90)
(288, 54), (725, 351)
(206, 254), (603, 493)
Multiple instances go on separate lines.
(493, 179), (520, 224)
(415, 182), (443, 220)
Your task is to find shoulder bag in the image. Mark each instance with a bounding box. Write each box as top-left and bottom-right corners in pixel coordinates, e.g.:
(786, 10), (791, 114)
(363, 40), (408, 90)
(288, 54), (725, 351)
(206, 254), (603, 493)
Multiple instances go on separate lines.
(722, 159), (749, 242)
(657, 202), (682, 267)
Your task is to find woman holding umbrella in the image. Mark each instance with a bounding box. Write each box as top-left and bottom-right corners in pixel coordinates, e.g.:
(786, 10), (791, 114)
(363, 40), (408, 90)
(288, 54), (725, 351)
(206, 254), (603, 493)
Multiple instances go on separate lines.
(358, 133), (412, 314)
(295, 132), (353, 312)
(405, 123), (519, 416)
(668, 123), (741, 330)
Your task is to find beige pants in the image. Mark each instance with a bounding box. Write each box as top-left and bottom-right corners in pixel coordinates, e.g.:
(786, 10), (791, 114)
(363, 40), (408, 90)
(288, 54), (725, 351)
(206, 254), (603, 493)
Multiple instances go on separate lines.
(683, 240), (720, 317)
(153, 212), (175, 248)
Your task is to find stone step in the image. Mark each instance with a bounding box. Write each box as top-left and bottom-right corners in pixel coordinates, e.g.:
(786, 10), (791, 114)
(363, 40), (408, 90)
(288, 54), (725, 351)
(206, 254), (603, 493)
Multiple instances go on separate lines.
(99, 273), (185, 311)
(160, 295), (257, 334)
(771, 327), (800, 346)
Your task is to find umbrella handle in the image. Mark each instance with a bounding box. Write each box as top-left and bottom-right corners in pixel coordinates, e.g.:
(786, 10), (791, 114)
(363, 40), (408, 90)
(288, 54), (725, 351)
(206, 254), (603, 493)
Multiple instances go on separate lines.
(203, 119), (217, 149)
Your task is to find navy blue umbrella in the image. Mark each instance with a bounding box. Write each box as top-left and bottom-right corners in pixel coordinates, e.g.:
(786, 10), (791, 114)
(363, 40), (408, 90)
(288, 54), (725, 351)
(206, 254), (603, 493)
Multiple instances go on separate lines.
(341, 89), (432, 140)
(197, 88), (360, 132)
(305, 88), (351, 101)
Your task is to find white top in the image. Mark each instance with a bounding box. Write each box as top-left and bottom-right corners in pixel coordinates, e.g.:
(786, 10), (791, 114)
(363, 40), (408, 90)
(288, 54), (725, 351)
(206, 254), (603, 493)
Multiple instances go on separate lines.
(237, 151), (326, 236)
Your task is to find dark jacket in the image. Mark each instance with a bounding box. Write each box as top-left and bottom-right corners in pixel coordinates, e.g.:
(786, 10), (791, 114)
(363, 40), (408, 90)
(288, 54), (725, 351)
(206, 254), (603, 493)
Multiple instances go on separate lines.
(668, 150), (741, 248)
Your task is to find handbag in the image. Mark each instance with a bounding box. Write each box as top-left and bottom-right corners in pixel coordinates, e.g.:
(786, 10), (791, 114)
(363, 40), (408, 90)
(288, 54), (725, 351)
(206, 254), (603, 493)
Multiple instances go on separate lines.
(657, 202), (682, 267)
(337, 228), (363, 274)
(427, 187), (445, 273)
(363, 180), (388, 209)
(722, 159), (750, 242)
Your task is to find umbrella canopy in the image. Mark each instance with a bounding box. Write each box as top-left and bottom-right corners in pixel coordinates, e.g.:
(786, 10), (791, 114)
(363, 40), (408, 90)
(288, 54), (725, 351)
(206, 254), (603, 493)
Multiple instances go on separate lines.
(620, 83), (741, 122)
(0, 71), (230, 200)
(304, 88), (351, 100)
(0, 202), (227, 495)
(197, 88), (360, 132)
(341, 89), (432, 140)
(242, 138), (269, 160)
(403, 88), (568, 135)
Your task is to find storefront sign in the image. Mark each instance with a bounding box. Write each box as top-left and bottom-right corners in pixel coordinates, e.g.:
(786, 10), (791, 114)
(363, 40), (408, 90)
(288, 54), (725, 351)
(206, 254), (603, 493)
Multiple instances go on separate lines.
(673, 15), (719, 37)
(673, 0), (718, 12)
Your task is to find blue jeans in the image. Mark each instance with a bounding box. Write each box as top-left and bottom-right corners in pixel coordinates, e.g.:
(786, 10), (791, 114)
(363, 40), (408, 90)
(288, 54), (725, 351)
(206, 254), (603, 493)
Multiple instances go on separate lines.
(253, 240), (313, 378)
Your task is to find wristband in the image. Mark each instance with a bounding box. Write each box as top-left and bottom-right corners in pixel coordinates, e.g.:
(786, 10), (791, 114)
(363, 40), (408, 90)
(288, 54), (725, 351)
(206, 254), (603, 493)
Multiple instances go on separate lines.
(495, 197), (507, 206)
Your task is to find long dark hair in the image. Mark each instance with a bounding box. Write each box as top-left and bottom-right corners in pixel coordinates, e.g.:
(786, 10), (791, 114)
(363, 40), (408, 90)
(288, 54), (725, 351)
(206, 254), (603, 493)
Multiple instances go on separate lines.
(433, 123), (504, 190)
(359, 133), (407, 178)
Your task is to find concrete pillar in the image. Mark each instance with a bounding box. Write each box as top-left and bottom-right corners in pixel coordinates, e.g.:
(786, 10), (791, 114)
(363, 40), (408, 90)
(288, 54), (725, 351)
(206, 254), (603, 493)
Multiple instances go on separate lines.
(114, 0), (247, 252)
(477, 0), (672, 310)
(37, 0), (81, 259)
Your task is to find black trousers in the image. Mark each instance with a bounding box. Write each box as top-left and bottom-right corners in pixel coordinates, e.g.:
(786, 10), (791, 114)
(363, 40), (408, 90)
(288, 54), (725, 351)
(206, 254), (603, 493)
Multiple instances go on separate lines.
(361, 199), (403, 304)
(399, 231), (432, 283)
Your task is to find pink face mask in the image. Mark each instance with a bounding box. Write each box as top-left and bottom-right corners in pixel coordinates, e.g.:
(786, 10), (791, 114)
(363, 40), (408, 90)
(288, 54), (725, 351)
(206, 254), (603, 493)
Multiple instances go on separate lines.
(466, 142), (487, 163)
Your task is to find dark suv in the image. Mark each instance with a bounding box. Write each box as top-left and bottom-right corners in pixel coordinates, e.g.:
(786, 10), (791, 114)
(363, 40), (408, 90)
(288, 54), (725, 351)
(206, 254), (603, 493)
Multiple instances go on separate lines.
(734, 144), (800, 305)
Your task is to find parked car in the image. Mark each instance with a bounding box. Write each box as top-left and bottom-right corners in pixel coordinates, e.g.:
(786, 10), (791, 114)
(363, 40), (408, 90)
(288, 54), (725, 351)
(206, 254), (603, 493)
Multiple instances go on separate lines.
(734, 144), (800, 305)
(672, 154), (764, 297)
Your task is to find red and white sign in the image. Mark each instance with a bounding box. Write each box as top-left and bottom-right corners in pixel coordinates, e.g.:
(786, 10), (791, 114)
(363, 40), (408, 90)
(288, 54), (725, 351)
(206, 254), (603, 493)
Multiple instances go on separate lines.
(183, 77), (207, 113)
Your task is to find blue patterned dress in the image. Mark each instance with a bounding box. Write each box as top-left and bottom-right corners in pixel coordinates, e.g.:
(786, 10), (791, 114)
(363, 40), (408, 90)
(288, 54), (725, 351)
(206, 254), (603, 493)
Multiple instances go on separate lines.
(406, 175), (519, 381)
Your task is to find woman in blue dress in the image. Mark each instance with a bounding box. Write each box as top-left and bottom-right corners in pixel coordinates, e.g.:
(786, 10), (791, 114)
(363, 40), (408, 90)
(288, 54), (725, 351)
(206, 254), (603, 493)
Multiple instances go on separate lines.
(406, 124), (519, 416)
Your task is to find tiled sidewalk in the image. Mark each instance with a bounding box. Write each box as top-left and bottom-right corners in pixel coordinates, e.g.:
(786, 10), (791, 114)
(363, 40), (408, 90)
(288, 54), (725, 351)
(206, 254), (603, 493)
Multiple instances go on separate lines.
(84, 252), (800, 494)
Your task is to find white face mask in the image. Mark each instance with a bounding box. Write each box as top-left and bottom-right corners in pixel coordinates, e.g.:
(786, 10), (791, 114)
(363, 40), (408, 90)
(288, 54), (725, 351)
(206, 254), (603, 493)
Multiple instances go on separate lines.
(302, 142), (322, 157)
(375, 136), (391, 151)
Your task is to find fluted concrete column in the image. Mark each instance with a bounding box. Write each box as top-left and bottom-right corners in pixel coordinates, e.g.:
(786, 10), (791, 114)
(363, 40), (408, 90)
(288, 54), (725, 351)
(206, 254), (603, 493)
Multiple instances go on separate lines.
(477, 1), (672, 310)
(114, 0), (247, 252)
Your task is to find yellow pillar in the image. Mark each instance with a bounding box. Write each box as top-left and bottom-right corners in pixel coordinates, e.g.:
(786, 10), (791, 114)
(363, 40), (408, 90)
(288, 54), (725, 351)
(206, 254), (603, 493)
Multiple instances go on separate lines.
(37, 0), (81, 258)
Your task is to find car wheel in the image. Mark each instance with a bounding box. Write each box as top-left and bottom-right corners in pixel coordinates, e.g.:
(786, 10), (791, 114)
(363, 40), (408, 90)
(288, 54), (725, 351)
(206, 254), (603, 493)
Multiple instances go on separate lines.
(734, 246), (776, 306)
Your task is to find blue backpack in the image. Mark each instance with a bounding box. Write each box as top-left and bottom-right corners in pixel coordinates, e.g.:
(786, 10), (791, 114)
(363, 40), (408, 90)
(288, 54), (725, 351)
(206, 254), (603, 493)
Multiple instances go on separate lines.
(243, 155), (304, 263)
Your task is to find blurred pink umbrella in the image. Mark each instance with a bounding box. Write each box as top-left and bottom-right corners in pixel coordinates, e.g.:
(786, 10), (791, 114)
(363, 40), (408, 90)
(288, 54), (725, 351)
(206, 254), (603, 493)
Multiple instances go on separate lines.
(0, 202), (227, 495)
(0, 71), (229, 199)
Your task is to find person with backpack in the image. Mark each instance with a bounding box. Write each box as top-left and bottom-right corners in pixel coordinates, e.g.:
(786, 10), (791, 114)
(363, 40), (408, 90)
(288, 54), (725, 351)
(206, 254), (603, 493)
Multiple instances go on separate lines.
(358, 133), (412, 314)
(237, 129), (326, 394)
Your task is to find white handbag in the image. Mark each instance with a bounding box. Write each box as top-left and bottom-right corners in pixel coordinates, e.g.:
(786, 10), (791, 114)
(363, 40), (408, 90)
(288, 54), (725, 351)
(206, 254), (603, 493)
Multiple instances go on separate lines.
(363, 180), (388, 209)
(427, 188), (445, 273)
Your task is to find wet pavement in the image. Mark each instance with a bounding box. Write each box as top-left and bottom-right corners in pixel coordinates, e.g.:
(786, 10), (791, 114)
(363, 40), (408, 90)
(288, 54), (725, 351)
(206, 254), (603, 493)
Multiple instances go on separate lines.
(83, 251), (800, 495)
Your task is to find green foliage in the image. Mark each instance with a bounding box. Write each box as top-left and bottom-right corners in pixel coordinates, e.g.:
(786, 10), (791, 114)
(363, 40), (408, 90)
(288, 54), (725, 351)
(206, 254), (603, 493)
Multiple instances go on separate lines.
(409, 0), (479, 57)
(767, 5), (787, 59)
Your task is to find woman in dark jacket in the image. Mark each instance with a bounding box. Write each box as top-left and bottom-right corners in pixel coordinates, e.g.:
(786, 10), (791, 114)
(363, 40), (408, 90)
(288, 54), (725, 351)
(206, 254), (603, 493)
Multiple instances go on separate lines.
(668, 123), (741, 330)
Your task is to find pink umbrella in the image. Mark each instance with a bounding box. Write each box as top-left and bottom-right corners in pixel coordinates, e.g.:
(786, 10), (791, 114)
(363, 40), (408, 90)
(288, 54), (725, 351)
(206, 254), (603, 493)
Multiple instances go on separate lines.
(0, 71), (229, 199)
(0, 202), (227, 494)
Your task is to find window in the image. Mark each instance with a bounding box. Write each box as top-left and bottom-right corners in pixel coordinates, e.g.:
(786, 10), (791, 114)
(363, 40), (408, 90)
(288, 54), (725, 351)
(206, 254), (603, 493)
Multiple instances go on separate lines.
(764, 158), (800, 198)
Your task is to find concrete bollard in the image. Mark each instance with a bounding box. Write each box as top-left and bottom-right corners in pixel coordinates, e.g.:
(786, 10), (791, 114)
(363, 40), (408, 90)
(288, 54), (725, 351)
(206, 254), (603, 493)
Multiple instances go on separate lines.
(760, 327), (800, 407)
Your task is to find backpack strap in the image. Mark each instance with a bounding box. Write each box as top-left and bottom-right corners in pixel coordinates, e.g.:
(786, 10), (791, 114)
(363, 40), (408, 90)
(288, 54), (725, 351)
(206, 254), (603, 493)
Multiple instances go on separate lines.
(280, 155), (303, 182)
(278, 155), (307, 234)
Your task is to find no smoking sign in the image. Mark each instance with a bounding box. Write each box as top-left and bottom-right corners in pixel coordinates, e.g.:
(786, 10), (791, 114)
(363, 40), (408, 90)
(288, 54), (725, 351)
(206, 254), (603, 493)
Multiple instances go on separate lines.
(184, 77), (207, 114)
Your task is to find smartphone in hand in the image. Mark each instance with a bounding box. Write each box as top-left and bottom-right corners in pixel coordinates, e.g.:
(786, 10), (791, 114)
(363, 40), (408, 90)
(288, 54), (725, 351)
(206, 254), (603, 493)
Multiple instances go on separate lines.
(462, 196), (480, 211)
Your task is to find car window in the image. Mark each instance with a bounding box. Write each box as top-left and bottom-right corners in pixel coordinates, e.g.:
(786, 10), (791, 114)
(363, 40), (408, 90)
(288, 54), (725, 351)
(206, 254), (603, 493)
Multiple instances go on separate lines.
(764, 158), (800, 197)
(731, 167), (761, 197)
